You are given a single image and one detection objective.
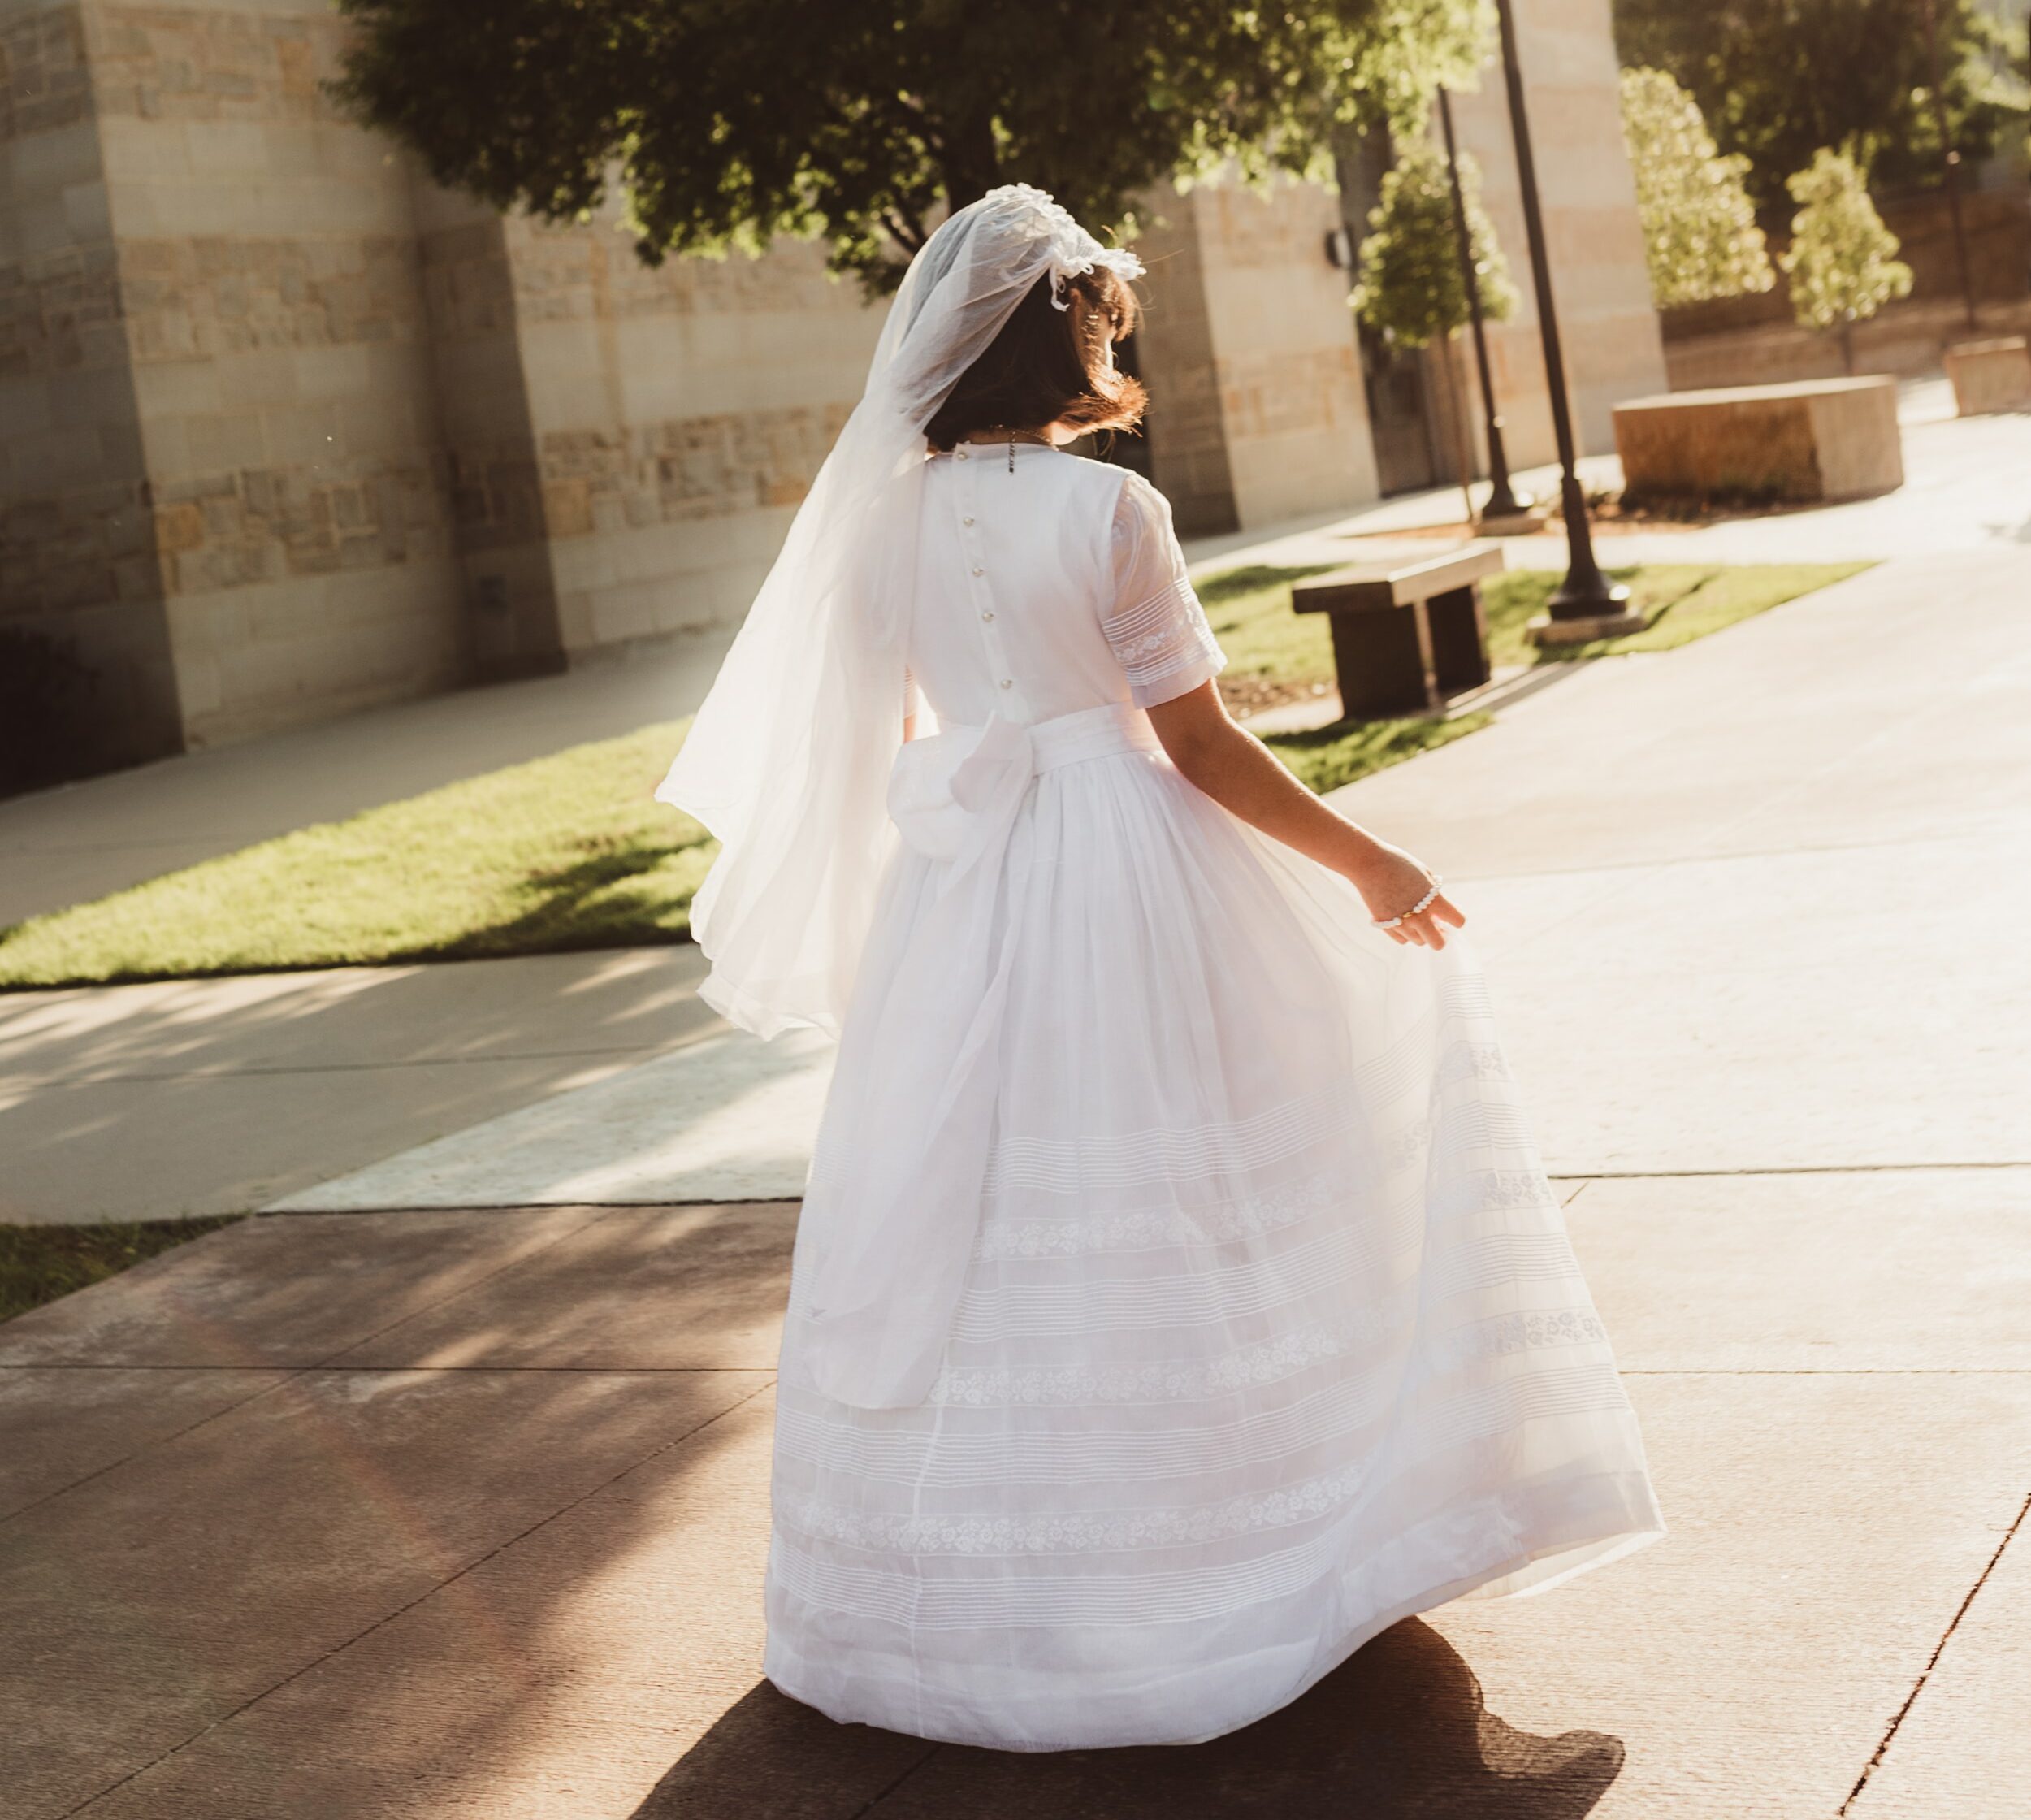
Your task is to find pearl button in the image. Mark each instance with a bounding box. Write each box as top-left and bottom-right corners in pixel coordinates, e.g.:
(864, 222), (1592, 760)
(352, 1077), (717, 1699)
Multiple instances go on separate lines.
(963, 516), (975, 526)
(971, 566), (984, 576)
(981, 610), (994, 622)
(999, 678), (1013, 690)
(955, 448), (969, 461)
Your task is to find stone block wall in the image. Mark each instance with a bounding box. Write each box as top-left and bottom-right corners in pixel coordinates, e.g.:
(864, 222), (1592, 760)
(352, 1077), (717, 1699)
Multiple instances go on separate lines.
(83, 0), (466, 749)
(2, 0), (183, 774)
(487, 206), (883, 662)
(1136, 179), (1380, 536)
(1132, 190), (1243, 538)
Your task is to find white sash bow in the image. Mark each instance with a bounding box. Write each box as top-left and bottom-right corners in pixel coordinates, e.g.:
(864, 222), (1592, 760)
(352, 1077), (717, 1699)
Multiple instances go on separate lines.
(797, 703), (1160, 1407)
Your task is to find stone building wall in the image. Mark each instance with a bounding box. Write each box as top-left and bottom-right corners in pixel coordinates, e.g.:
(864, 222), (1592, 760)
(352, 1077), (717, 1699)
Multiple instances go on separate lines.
(1135, 179), (1380, 536)
(83, 0), (467, 749)
(488, 206), (882, 662)
(1131, 193), (1243, 538)
(2, 0), (182, 774)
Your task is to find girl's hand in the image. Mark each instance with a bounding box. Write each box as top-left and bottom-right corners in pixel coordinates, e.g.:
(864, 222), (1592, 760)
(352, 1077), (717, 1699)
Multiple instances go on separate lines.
(1350, 843), (1466, 950)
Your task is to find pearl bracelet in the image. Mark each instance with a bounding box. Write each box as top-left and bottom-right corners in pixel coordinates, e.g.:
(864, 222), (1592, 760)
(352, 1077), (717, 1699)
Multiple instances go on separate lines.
(1373, 878), (1441, 930)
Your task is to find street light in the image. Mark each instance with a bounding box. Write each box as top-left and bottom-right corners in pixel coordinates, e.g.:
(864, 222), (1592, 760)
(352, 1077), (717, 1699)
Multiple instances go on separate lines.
(1922, 0), (1979, 332)
(1437, 87), (1531, 526)
(1491, 0), (1635, 631)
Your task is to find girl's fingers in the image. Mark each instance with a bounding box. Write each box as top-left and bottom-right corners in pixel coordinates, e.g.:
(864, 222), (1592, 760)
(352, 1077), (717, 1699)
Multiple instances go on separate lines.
(1415, 912), (1447, 950)
(1431, 892), (1466, 928)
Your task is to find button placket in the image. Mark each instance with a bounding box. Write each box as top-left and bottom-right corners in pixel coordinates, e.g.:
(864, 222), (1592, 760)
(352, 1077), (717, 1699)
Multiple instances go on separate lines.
(955, 455), (1018, 704)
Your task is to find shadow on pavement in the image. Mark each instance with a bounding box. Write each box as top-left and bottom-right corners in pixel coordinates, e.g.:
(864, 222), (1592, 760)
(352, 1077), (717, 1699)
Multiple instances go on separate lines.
(630, 1617), (1623, 1818)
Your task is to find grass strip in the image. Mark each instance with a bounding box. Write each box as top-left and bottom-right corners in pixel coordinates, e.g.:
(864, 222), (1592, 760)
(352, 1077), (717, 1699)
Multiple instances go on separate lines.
(1204, 559), (1871, 687)
(1261, 711), (1490, 795)
(1, 1216), (245, 1324)
(0, 723), (712, 988)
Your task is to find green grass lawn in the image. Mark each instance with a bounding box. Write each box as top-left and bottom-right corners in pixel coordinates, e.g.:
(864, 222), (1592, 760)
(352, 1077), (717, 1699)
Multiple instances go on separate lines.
(1, 1216), (245, 1324)
(0, 725), (716, 987)
(0, 558), (1865, 990)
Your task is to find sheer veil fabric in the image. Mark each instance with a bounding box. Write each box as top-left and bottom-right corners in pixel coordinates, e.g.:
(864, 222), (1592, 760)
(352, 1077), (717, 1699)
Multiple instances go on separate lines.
(657, 185), (1142, 1044)
(660, 188), (1663, 1753)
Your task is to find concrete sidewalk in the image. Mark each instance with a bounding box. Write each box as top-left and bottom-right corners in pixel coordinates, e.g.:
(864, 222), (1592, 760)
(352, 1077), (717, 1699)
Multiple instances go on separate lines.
(4, 540), (2029, 1815)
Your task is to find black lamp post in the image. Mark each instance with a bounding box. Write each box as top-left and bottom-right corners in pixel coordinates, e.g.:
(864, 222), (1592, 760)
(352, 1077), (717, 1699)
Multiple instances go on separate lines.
(1492, 0), (1628, 623)
(1922, 0), (1979, 332)
(1437, 87), (1530, 522)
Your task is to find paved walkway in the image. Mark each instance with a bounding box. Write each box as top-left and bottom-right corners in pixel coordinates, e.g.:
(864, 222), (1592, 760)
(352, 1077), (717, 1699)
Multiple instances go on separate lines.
(5, 537), (2029, 1814)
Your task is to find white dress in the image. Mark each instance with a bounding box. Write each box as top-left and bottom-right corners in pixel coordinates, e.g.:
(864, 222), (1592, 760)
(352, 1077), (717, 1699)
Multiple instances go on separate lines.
(763, 443), (1662, 1751)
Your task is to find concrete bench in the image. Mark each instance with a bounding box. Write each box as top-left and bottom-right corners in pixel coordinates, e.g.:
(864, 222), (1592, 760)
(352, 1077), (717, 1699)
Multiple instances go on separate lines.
(1291, 544), (1502, 721)
(1944, 336), (2031, 416)
(1612, 376), (1903, 504)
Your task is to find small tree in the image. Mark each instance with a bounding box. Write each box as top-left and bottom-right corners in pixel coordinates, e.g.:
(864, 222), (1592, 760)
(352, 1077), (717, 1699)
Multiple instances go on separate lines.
(1613, 0), (2031, 209)
(1351, 136), (1517, 520)
(1349, 137), (1517, 348)
(1618, 67), (1774, 308)
(1778, 148), (1914, 372)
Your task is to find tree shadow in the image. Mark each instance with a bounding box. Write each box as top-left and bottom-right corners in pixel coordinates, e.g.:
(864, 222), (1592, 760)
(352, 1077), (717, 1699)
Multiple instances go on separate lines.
(630, 1617), (1624, 1819)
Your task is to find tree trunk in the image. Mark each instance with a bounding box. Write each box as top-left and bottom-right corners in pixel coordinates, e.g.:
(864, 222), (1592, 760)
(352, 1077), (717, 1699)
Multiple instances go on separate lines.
(1841, 320), (1856, 376)
(1445, 333), (1479, 526)
(936, 112), (1002, 214)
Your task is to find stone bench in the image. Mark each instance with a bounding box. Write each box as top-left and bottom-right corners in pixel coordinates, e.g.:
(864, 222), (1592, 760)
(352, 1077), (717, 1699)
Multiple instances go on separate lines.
(1291, 544), (1502, 721)
(1611, 375), (1903, 504)
(1944, 336), (2031, 416)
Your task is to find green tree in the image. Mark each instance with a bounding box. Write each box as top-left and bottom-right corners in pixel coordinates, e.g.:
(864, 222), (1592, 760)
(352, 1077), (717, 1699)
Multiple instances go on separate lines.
(1612, 0), (2030, 210)
(1778, 149), (1915, 373)
(1618, 67), (1774, 309)
(1349, 136), (1516, 348)
(333, 0), (1489, 292)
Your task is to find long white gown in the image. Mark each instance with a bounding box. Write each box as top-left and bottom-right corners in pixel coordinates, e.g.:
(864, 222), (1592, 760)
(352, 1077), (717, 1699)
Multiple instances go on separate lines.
(763, 441), (1663, 1751)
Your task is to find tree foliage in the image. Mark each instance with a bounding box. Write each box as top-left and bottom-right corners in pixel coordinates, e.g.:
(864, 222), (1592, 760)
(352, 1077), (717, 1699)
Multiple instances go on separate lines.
(1618, 67), (1774, 309)
(1612, 0), (2030, 209)
(1778, 149), (1914, 338)
(1349, 136), (1516, 348)
(332, 0), (1491, 292)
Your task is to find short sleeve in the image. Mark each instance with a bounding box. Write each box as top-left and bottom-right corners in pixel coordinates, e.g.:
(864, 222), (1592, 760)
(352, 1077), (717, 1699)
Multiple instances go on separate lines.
(1103, 472), (1228, 709)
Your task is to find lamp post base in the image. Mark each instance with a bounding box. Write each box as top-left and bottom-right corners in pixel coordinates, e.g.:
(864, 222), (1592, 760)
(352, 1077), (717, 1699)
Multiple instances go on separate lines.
(1476, 505), (1548, 536)
(1527, 604), (1646, 648)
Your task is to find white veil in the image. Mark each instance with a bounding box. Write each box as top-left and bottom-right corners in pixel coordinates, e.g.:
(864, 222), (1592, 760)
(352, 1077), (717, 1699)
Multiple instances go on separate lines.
(656, 185), (1143, 1039)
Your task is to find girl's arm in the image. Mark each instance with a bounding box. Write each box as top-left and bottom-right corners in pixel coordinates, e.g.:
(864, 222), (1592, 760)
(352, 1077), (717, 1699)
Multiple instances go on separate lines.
(1145, 682), (1464, 949)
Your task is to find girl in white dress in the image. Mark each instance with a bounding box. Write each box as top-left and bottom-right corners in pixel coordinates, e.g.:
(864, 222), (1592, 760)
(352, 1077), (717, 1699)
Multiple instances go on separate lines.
(660, 186), (1661, 1753)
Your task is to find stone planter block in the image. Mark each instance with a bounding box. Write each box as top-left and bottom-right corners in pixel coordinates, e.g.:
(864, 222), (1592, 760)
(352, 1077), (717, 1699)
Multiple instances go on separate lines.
(1612, 376), (1903, 504)
(1944, 337), (2031, 416)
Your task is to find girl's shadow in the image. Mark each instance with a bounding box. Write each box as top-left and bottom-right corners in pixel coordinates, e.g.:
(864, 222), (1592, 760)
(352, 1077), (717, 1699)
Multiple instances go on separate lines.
(630, 1618), (1624, 1818)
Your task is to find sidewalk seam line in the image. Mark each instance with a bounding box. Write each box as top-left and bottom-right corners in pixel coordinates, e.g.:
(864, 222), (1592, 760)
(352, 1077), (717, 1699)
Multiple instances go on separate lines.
(851, 1744), (945, 1817)
(58, 1376), (775, 1819)
(1545, 1163), (2031, 1179)
(0, 1362), (777, 1373)
(1838, 1484), (2031, 1815)
(15, 1042), (691, 1088)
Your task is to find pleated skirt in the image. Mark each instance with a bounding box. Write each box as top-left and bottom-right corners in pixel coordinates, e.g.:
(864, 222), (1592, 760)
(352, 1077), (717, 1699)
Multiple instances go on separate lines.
(765, 743), (1662, 1750)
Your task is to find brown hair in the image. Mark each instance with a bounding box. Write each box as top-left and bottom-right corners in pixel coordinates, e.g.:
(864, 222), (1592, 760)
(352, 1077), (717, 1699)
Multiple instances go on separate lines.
(924, 266), (1148, 453)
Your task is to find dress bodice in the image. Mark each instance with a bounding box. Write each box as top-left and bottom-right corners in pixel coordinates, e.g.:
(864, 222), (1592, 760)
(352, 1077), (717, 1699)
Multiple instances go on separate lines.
(908, 444), (1225, 729)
